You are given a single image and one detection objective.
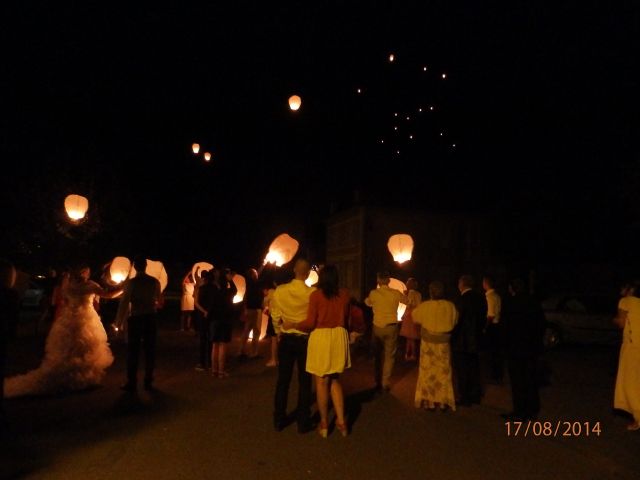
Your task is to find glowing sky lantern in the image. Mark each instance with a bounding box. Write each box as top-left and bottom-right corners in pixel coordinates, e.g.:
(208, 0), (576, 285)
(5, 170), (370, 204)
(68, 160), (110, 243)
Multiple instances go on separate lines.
(305, 270), (319, 287)
(204, 152), (211, 162)
(288, 95), (302, 111)
(131, 259), (169, 292)
(389, 53), (395, 62)
(264, 233), (299, 267)
(64, 194), (89, 221)
(192, 143), (200, 154)
(192, 262), (214, 279)
(232, 274), (246, 304)
(377, 278), (407, 321)
(109, 256), (131, 284)
(387, 234), (414, 264)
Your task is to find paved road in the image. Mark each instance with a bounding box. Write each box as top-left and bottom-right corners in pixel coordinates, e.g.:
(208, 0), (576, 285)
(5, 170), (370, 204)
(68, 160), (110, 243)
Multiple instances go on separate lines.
(2, 316), (639, 480)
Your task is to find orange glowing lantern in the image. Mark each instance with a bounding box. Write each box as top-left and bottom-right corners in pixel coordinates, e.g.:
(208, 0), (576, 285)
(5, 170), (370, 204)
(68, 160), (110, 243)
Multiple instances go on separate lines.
(264, 233), (299, 267)
(387, 234), (414, 264)
(131, 259), (168, 292)
(305, 270), (319, 287)
(232, 274), (246, 304)
(288, 95), (302, 111)
(109, 256), (131, 284)
(377, 277), (407, 321)
(204, 152), (211, 162)
(64, 194), (89, 221)
(192, 262), (214, 279)
(192, 143), (200, 154)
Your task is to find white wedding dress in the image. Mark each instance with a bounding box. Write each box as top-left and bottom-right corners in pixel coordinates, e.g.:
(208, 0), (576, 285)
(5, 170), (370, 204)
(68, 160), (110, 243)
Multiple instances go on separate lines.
(4, 279), (114, 397)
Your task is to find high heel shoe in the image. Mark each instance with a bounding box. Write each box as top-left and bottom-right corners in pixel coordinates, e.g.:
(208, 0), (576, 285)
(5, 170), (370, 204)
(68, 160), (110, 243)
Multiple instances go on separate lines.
(317, 421), (328, 438)
(335, 421), (348, 437)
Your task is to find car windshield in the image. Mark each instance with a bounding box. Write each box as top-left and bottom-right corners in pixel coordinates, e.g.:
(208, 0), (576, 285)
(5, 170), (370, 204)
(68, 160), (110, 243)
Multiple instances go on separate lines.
(560, 296), (616, 315)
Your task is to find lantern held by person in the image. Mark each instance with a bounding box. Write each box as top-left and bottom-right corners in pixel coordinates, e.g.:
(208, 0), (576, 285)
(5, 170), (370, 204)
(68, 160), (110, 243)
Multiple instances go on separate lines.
(388, 278), (407, 321)
(232, 274), (246, 304)
(264, 233), (299, 267)
(288, 95), (302, 111)
(131, 260), (169, 292)
(387, 234), (414, 264)
(192, 262), (214, 279)
(64, 194), (89, 221)
(109, 256), (131, 284)
(305, 270), (319, 287)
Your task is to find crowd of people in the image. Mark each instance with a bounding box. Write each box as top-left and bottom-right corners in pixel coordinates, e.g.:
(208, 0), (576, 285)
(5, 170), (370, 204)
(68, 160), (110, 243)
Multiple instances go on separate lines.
(1, 256), (640, 437)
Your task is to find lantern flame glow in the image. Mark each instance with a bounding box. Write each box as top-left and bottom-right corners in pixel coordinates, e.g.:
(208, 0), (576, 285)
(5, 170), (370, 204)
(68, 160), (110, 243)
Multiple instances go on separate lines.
(192, 143), (200, 154)
(204, 152), (211, 162)
(377, 278), (407, 321)
(387, 234), (414, 264)
(64, 194), (89, 221)
(264, 233), (299, 267)
(232, 274), (246, 304)
(109, 256), (132, 284)
(305, 270), (319, 287)
(288, 95), (302, 111)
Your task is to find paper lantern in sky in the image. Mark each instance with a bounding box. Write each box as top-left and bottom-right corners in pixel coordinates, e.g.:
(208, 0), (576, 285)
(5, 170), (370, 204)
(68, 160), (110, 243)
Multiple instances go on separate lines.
(131, 259), (168, 292)
(192, 143), (200, 154)
(192, 262), (214, 279)
(109, 256), (131, 284)
(305, 270), (318, 287)
(288, 95), (301, 111)
(387, 234), (414, 264)
(232, 274), (246, 304)
(264, 233), (299, 267)
(204, 152), (211, 162)
(64, 194), (89, 221)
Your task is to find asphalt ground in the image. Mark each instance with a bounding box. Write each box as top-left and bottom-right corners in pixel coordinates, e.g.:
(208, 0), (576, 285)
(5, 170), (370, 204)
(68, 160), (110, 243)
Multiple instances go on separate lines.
(2, 309), (639, 480)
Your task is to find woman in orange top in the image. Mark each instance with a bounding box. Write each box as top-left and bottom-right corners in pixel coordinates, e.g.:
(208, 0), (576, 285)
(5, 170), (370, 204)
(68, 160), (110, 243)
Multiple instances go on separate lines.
(284, 265), (351, 437)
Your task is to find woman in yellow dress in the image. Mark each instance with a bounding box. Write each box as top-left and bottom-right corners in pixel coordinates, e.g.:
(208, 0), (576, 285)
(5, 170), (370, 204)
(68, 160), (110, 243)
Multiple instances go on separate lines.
(411, 281), (458, 411)
(614, 281), (640, 431)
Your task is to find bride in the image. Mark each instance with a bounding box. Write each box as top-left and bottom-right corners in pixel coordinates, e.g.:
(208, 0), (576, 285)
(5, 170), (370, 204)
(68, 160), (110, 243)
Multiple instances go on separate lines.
(4, 265), (122, 397)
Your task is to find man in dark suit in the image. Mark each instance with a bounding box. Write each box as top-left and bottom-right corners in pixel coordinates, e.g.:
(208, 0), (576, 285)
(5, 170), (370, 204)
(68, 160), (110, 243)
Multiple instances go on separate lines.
(115, 256), (163, 392)
(501, 278), (546, 420)
(452, 274), (486, 406)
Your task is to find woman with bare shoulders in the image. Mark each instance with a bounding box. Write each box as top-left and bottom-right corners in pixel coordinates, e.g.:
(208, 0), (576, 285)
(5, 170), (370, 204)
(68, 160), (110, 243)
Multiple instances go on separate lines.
(4, 264), (122, 397)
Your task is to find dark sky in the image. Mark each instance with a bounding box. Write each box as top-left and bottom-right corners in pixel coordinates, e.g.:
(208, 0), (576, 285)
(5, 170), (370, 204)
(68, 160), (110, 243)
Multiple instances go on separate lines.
(2, 1), (638, 269)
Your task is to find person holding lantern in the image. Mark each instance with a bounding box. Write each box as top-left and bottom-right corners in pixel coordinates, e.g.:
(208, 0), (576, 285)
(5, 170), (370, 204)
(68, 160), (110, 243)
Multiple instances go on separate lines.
(115, 256), (163, 393)
(180, 271), (196, 332)
(399, 278), (422, 361)
(5, 264), (123, 398)
(365, 271), (409, 393)
(238, 268), (264, 359)
(206, 268), (237, 378)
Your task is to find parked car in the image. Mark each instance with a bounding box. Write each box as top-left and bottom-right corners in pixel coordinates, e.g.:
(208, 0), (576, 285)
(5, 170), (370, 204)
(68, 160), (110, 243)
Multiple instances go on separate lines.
(542, 294), (621, 349)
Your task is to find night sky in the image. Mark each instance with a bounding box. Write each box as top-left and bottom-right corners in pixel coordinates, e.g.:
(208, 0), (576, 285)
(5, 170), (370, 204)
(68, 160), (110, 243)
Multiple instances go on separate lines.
(2, 2), (638, 272)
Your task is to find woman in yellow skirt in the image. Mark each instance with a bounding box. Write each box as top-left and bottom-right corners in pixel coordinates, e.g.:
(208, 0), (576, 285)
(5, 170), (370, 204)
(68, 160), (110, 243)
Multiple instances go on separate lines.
(614, 281), (640, 431)
(284, 265), (351, 437)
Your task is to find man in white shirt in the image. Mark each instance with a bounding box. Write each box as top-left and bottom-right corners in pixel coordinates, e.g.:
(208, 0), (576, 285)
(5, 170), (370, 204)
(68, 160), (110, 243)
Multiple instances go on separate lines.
(365, 271), (408, 392)
(483, 275), (504, 384)
(270, 258), (315, 433)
